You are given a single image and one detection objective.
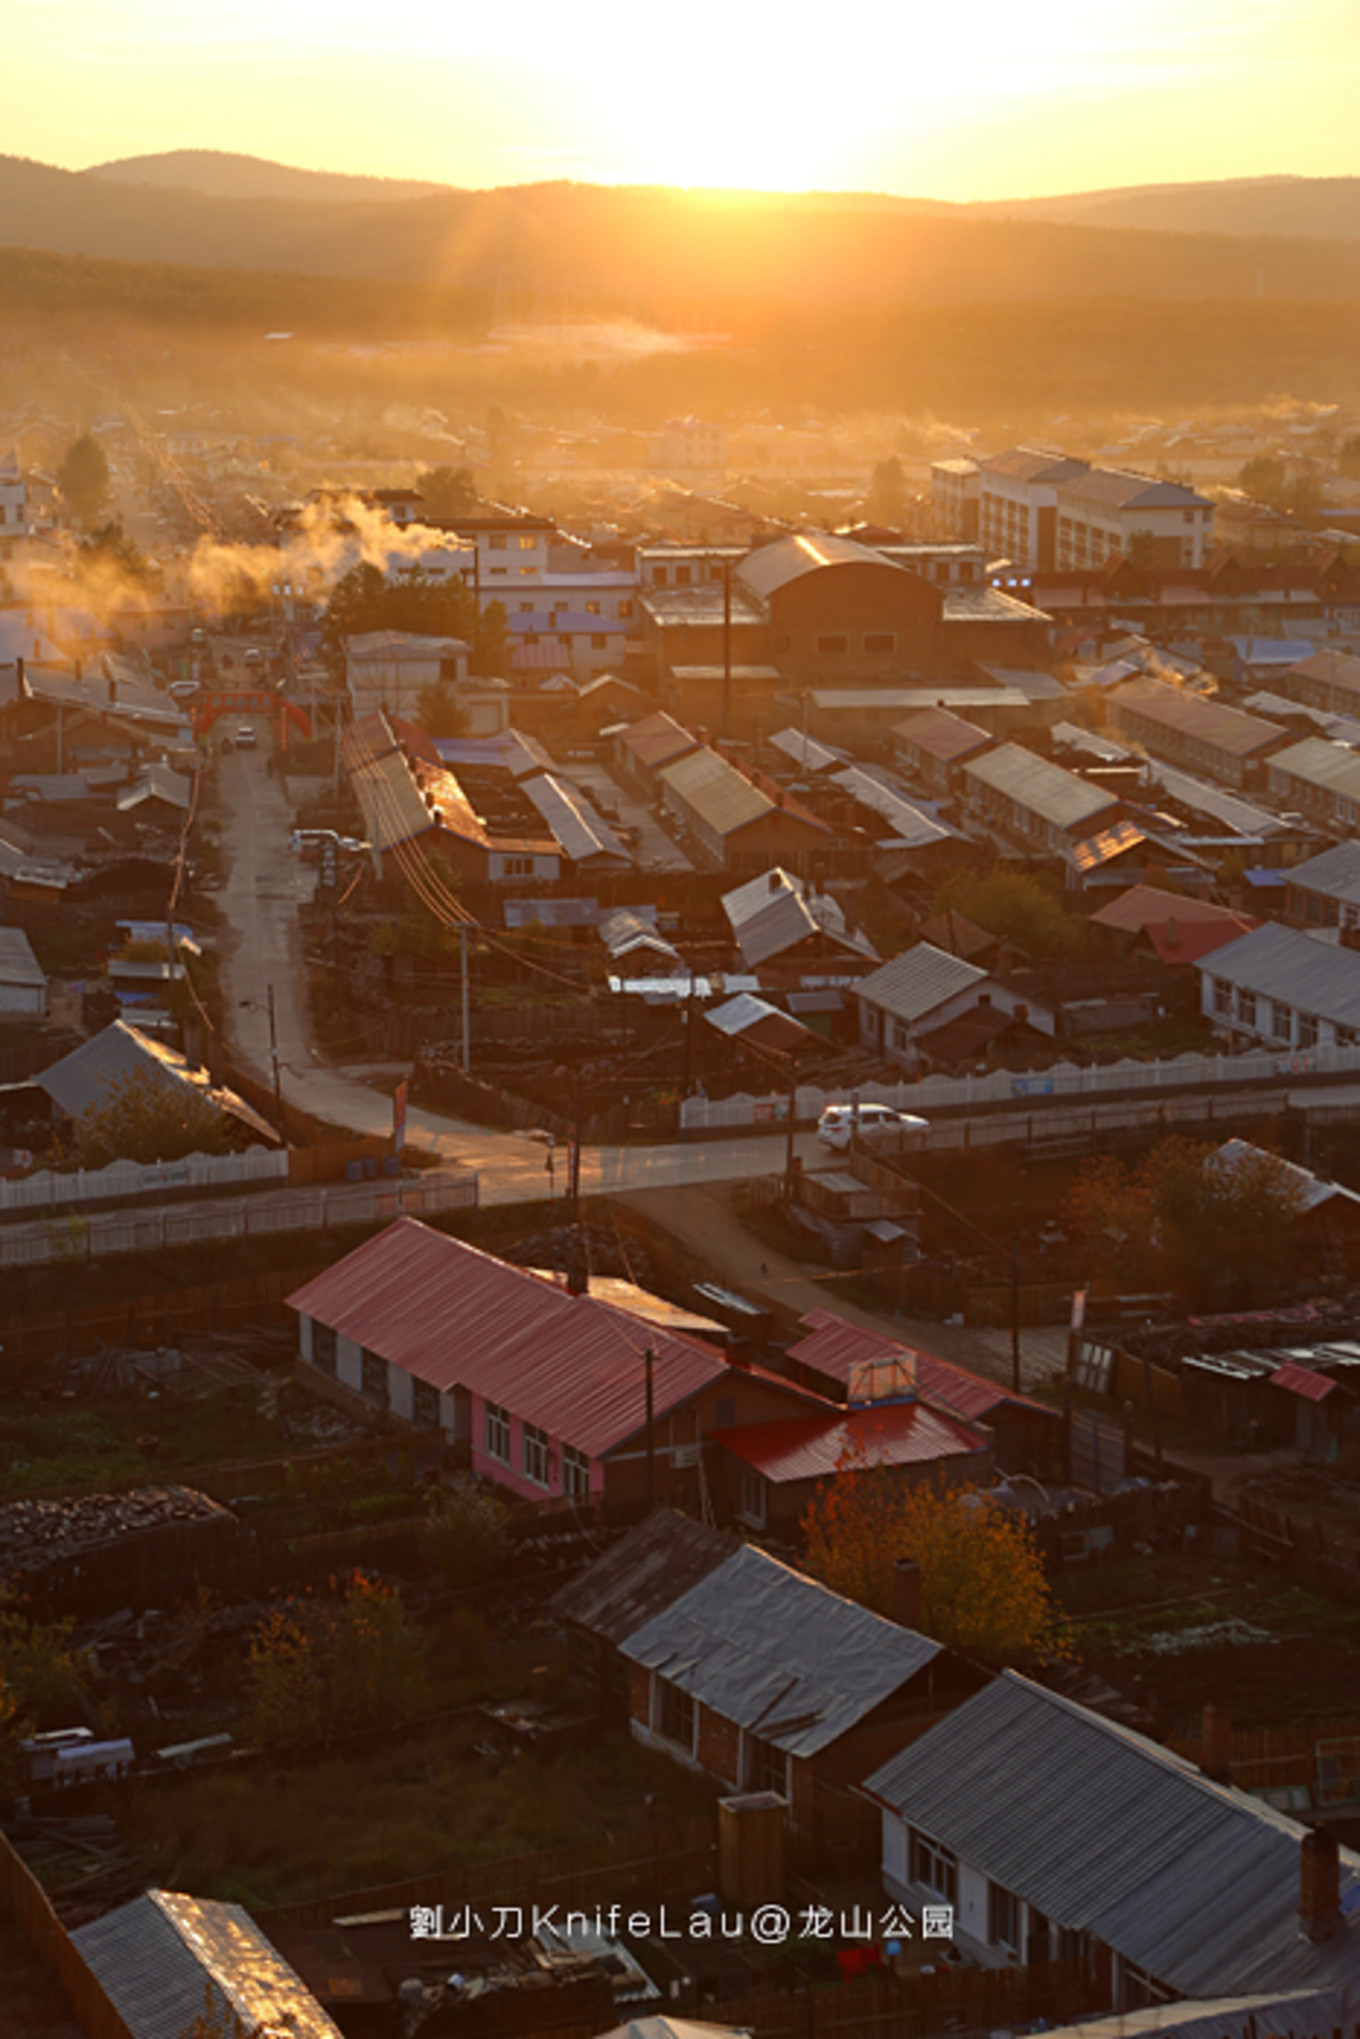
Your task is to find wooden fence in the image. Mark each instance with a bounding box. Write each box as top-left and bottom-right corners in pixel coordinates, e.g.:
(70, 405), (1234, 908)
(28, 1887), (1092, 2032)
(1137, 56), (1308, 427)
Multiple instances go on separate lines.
(1167, 1718), (1360, 1801)
(0, 1261), (324, 1367)
(255, 1813), (718, 1931)
(0, 1827), (134, 2039)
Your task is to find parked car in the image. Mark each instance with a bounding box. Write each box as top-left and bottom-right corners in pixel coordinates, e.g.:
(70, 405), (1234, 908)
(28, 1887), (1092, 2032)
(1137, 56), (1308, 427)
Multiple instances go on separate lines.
(234, 724), (257, 749)
(243, 648), (265, 668)
(816, 1102), (928, 1151)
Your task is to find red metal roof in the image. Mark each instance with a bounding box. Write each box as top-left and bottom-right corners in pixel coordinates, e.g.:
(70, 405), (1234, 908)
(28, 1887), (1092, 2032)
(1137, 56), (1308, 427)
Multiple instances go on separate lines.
(1271, 1361), (1335, 1402)
(791, 1308), (1053, 1421)
(716, 1400), (989, 1486)
(287, 1219), (735, 1458)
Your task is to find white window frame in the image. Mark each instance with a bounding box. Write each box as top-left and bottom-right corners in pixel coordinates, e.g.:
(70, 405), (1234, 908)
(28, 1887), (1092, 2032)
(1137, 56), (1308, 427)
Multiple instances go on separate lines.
(562, 1444), (590, 1500)
(522, 1420), (551, 1487)
(484, 1399), (511, 1463)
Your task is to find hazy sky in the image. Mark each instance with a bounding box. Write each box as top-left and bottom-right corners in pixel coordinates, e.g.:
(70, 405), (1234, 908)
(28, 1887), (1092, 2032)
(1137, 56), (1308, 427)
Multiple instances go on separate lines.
(12, 0), (1359, 198)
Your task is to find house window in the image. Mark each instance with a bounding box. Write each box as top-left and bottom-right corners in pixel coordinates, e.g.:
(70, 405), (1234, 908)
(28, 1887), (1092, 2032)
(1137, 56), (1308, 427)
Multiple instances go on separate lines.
(739, 1466), (766, 1527)
(1271, 1002), (1293, 1040)
(585, 601), (601, 616)
(489, 534), (508, 550)
(413, 1379), (441, 1430)
(517, 533), (538, 550)
(1211, 978), (1233, 1017)
(519, 601), (536, 612)
(744, 1733), (786, 1796)
(361, 1348), (388, 1406)
(311, 1322), (337, 1376)
(1236, 989), (1257, 1028)
(1299, 1012), (1319, 1048)
(484, 1399), (511, 1462)
(675, 565), (692, 586)
(518, 565), (536, 576)
(562, 1444), (590, 1500)
(864, 632), (896, 655)
(988, 1880), (1020, 1951)
(522, 1421), (551, 1486)
(909, 1829), (958, 1906)
(592, 635), (607, 650)
(816, 633), (849, 654)
(655, 1677), (694, 1750)
(618, 600), (633, 619)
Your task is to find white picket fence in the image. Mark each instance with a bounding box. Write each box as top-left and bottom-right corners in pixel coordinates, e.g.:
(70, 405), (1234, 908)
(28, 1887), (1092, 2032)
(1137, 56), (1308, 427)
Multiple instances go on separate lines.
(0, 1147), (289, 1215)
(0, 1168), (478, 1269)
(678, 1041), (1360, 1134)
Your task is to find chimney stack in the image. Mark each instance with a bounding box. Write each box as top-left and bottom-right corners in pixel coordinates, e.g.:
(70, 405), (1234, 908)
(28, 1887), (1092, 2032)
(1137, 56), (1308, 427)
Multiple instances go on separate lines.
(1200, 1702), (1232, 1784)
(891, 1559), (923, 1631)
(1299, 1827), (1341, 1943)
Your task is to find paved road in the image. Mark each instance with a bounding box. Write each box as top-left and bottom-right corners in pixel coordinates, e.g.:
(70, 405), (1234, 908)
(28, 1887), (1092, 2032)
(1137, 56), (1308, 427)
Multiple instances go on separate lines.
(214, 745), (820, 1200)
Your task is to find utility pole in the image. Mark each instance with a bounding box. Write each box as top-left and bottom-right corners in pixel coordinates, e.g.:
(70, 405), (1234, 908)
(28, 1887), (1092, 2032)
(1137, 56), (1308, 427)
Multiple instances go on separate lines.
(1010, 1233), (1022, 1394)
(460, 923), (470, 1071)
(721, 556), (732, 741)
(784, 1055), (799, 1193)
(644, 1346), (656, 1516)
(267, 982), (284, 1134)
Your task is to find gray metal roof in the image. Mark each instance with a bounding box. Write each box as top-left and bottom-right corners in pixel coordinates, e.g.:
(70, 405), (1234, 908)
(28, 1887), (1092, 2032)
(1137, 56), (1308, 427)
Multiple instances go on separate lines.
(1199, 921), (1360, 1029)
(1288, 838), (1360, 907)
(36, 1020), (275, 1142)
(552, 1507), (736, 1648)
(622, 1542), (941, 1756)
(1269, 737), (1360, 802)
(736, 530), (890, 603)
(1112, 677), (1286, 758)
(855, 942), (988, 1025)
(519, 772), (631, 866)
(659, 747), (774, 837)
(865, 1671), (1360, 1997)
(0, 926), (45, 991)
(768, 727), (848, 774)
(1139, 761), (1286, 838)
(721, 869), (871, 967)
(964, 743), (1119, 832)
(72, 1888), (343, 2039)
(831, 766), (956, 849)
(1036, 1988), (1351, 2039)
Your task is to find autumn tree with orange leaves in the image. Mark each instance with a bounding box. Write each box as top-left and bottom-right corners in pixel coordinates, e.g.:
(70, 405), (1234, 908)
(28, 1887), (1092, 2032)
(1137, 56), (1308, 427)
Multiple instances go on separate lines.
(800, 1466), (1068, 1665)
(245, 1572), (429, 1751)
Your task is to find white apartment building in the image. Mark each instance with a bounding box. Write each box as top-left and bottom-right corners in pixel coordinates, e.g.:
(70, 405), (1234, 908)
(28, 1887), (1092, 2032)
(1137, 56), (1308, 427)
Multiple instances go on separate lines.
(972, 449), (1214, 573)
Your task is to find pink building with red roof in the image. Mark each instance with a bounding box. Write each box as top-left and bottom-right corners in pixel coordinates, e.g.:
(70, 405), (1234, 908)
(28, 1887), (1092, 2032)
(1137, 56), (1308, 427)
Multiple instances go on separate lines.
(286, 1220), (823, 1512)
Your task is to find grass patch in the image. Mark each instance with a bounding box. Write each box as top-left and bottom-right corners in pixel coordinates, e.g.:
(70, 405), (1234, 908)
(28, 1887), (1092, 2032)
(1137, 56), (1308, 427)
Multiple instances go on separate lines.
(111, 1718), (716, 1910)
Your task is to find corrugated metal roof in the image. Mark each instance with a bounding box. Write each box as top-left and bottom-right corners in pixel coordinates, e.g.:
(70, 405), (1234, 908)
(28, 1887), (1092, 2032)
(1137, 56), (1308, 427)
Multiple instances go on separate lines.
(1269, 737), (1360, 802)
(964, 744), (1120, 833)
(72, 1888), (342, 2039)
(1032, 1987), (1349, 2039)
(1199, 921), (1360, 1030)
(1091, 886), (1259, 937)
(1140, 761), (1286, 837)
(550, 1507), (736, 1647)
(286, 1218), (733, 1459)
(768, 727), (847, 774)
(855, 943), (987, 1025)
(893, 707), (993, 764)
(790, 1309), (1054, 1421)
(622, 1542), (941, 1756)
(519, 773), (631, 866)
(0, 926), (45, 990)
(1287, 649), (1360, 697)
(736, 530), (888, 603)
(1272, 1361), (1335, 1401)
(832, 767), (956, 849)
(1210, 1139), (1360, 1217)
(1288, 838), (1360, 908)
(660, 747), (773, 837)
(1112, 677), (1286, 758)
(36, 1021), (274, 1143)
(717, 1401), (988, 1485)
(616, 711), (700, 772)
(865, 1671), (1360, 1997)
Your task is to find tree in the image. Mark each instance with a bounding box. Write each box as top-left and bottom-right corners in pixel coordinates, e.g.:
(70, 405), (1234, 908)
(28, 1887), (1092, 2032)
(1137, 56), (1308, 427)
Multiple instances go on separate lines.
(414, 465), (479, 520)
(320, 563), (479, 682)
(244, 1572), (429, 1751)
(471, 596), (508, 678)
(934, 866), (1080, 959)
(801, 1468), (1067, 1665)
(0, 1587), (87, 1790)
(57, 434), (110, 527)
(76, 520), (157, 601)
(1061, 1136), (1310, 1308)
(423, 1477), (511, 1587)
(60, 1070), (242, 1170)
(415, 681), (471, 739)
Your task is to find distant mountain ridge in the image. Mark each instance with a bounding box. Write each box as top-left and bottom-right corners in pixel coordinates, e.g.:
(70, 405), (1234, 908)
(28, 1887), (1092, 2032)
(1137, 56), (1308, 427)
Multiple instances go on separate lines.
(3, 152), (1360, 306)
(83, 151), (1360, 242)
(86, 149), (450, 205)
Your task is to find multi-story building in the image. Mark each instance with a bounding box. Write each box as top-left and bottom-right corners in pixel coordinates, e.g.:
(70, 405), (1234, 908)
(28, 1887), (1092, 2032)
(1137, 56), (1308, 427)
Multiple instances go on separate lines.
(929, 459), (981, 542)
(974, 449), (1214, 572)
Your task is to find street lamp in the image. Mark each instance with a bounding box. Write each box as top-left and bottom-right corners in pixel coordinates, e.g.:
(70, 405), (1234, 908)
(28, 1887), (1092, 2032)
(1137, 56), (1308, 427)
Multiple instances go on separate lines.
(238, 985), (284, 1134)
